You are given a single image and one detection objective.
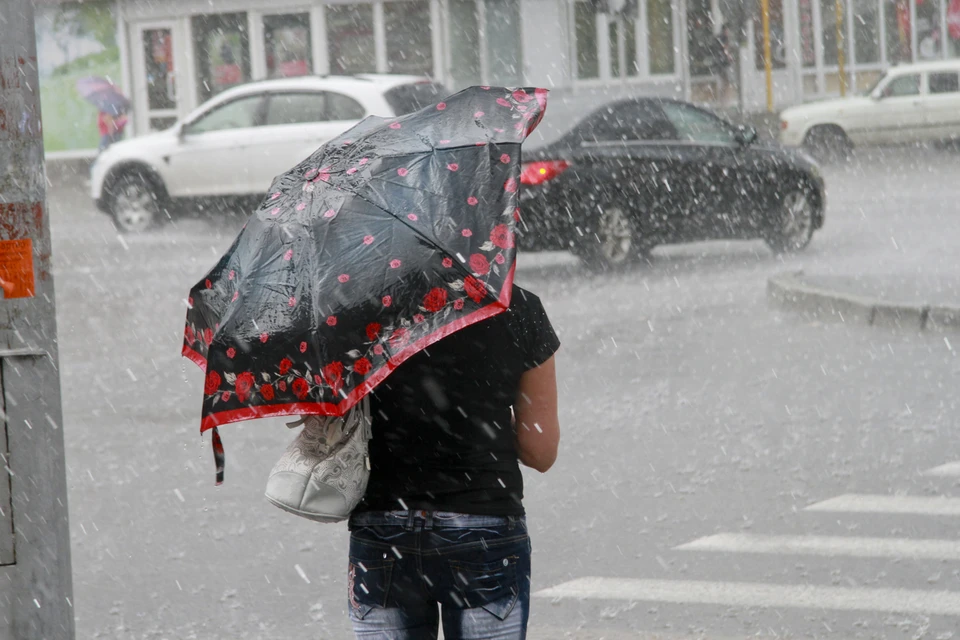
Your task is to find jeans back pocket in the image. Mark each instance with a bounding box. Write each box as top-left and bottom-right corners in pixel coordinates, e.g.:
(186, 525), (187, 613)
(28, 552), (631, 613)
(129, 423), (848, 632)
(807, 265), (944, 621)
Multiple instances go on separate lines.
(449, 555), (519, 620)
(348, 556), (395, 620)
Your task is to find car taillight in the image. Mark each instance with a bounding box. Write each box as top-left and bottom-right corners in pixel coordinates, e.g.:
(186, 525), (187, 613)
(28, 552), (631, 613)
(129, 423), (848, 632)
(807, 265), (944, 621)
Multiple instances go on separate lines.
(520, 160), (570, 186)
(780, 120), (788, 130)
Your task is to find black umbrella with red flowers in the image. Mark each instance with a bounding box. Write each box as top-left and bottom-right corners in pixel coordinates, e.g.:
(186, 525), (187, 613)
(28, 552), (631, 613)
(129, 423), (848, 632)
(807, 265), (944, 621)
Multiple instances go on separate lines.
(182, 86), (548, 483)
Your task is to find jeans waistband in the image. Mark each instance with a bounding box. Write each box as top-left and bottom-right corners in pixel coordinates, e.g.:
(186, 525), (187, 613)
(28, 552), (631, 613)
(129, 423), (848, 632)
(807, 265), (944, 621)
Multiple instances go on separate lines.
(350, 510), (526, 531)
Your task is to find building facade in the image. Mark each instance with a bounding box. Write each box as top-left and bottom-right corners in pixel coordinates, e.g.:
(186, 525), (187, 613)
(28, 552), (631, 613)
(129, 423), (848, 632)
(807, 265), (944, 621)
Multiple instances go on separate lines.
(41, 0), (960, 145)
(114, 0), (692, 137)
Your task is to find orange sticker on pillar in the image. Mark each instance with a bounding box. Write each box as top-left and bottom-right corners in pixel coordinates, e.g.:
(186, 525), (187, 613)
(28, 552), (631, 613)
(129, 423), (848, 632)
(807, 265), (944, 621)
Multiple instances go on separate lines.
(0, 239), (35, 298)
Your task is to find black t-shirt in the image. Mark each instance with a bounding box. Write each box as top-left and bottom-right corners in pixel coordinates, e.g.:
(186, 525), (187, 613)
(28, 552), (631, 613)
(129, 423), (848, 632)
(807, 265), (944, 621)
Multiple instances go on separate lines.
(358, 285), (560, 516)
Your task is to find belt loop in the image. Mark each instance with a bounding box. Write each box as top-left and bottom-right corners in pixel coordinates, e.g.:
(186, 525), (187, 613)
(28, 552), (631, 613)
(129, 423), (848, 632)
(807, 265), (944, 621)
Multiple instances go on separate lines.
(424, 511), (434, 530)
(507, 515), (516, 531)
(405, 510), (415, 531)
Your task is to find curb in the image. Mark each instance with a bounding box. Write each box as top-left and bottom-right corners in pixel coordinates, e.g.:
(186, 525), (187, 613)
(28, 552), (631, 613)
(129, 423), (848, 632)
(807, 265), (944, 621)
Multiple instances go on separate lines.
(767, 271), (960, 334)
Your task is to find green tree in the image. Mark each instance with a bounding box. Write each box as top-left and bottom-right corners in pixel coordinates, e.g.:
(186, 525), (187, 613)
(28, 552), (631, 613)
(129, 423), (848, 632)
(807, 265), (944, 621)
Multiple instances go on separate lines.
(52, 0), (116, 51)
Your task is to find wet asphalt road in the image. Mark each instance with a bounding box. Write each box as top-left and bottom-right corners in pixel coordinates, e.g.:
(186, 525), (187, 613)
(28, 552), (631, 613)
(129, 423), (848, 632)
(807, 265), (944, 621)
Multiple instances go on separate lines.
(48, 146), (960, 639)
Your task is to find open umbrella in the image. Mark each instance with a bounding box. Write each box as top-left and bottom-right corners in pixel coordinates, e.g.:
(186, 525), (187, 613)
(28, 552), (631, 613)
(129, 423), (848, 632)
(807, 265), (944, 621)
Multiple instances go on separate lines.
(76, 76), (130, 115)
(182, 86), (547, 482)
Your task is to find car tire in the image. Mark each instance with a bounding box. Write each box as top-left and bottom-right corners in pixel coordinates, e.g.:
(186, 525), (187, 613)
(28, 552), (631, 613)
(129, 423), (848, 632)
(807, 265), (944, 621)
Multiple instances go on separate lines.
(572, 203), (650, 271)
(764, 187), (816, 254)
(106, 173), (162, 233)
(804, 125), (852, 163)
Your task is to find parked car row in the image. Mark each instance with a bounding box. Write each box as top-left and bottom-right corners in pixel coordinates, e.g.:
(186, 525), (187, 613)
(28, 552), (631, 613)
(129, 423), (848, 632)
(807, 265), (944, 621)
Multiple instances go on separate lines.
(91, 75), (826, 270)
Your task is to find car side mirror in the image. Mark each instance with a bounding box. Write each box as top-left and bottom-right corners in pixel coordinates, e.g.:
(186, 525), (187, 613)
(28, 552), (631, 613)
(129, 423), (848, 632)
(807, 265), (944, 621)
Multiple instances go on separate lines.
(177, 122), (187, 141)
(735, 125), (758, 146)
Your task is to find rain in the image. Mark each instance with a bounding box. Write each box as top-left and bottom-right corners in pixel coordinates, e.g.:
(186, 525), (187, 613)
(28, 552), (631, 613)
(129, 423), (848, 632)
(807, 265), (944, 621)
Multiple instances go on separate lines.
(2, 0), (960, 638)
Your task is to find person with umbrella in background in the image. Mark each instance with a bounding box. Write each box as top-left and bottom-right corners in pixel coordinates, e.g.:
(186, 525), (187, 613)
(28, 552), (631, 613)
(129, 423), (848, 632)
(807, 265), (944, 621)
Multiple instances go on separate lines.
(182, 85), (559, 639)
(75, 76), (130, 152)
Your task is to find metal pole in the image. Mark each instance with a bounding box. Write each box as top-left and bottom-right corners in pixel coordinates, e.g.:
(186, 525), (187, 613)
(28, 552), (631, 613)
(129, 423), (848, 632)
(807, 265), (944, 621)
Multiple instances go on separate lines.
(0, 2), (75, 638)
(761, 0), (774, 111)
(835, 0), (847, 95)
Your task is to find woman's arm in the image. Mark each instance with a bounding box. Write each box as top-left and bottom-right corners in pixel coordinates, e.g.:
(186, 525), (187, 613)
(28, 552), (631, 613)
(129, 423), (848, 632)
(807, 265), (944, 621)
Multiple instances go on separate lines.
(514, 355), (560, 473)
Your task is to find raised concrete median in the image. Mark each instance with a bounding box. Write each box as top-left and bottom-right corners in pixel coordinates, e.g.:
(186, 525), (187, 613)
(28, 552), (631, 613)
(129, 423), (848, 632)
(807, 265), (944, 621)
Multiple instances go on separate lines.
(768, 271), (960, 333)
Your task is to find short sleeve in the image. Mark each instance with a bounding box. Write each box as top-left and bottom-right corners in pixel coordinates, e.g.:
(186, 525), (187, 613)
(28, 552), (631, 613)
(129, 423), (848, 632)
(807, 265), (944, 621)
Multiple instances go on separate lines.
(511, 287), (560, 371)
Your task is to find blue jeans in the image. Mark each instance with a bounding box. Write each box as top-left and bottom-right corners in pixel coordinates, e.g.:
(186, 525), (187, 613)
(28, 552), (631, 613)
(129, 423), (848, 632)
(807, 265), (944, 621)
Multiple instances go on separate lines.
(347, 510), (531, 640)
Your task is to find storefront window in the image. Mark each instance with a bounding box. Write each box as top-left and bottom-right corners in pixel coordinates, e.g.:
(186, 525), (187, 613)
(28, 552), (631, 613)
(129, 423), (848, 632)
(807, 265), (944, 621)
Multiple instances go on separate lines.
(884, 0), (912, 63)
(143, 28), (176, 110)
(385, 1), (434, 75)
(485, 0), (522, 84)
(799, 0), (817, 66)
(689, 0), (714, 75)
(821, 0), (840, 65)
(917, 0), (943, 59)
(192, 13), (251, 103)
(575, 2), (600, 78)
(608, 18), (640, 77)
(625, 18), (638, 76)
(756, 0), (787, 69)
(854, 0), (881, 62)
(264, 14), (312, 78)
(950, 1), (960, 56)
(648, 0), (675, 73)
(326, 4), (376, 74)
(449, 0), (481, 88)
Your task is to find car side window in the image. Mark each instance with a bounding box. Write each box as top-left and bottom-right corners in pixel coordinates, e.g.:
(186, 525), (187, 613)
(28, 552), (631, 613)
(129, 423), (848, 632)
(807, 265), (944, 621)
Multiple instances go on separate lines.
(186, 95), (264, 134)
(929, 72), (960, 94)
(882, 74), (921, 97)
(266, 92), (330, 126)
(659, 102), (736, 144)
(326, 92), (366, 120)
(578, 101), (675, 143)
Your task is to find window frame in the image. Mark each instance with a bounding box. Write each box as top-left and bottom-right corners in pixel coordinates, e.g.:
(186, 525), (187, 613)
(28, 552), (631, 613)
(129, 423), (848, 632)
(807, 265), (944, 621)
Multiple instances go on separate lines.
(183, 93), (267, 135)
(262, 90), (367, 126)
(928, 70), (960, 94)
(658, 100), (738, 145)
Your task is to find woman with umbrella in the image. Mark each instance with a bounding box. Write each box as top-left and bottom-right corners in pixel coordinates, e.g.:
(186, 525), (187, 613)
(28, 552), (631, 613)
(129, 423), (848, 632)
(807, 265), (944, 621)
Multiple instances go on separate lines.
(76, 76), (130, 151)
(183, 86), (560, 638)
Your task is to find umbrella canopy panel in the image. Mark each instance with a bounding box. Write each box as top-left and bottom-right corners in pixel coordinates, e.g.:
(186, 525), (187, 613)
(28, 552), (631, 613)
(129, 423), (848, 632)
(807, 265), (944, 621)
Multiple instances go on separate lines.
(183, 86), (547, 433)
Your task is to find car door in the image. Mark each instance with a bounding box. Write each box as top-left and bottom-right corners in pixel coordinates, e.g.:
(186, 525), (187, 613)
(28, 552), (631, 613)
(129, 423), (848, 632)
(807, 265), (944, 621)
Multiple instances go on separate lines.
(575, 100), (685, 240)
(163, 93), (267, 197)
(871, 73), (924, 143)
(248, 91), (368, 190)
(656, 101), (743, 239)
(925, 70), (960, 140)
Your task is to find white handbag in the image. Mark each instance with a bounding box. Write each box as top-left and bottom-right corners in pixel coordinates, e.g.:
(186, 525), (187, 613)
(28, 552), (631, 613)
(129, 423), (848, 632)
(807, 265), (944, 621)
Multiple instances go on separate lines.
(264, 397), (372, 522)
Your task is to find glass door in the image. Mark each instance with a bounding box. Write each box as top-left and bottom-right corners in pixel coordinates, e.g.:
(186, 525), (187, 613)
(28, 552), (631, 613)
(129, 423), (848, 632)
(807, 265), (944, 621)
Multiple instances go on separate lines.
(133, 24), (179, 133)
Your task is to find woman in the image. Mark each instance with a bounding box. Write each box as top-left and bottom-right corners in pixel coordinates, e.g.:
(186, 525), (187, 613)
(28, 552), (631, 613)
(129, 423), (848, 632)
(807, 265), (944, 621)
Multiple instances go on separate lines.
(347, 283), (561, 639)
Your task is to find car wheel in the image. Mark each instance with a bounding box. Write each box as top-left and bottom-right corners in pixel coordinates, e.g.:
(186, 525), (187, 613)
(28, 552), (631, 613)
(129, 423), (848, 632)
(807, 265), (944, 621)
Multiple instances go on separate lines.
(804, 126), (852, 163)
(572, 203), (646, 271)
(107, 173), (161, 233)
(765, 188), (815, 253)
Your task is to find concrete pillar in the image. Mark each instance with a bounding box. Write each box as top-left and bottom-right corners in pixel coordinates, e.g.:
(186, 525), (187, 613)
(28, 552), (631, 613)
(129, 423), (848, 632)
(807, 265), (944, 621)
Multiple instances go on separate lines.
(0, 2), (75, 638)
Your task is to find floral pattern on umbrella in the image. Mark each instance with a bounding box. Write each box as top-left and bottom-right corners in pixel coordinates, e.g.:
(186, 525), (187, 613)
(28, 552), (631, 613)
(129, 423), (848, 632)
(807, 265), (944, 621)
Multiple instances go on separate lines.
(182, 86), (547, 445)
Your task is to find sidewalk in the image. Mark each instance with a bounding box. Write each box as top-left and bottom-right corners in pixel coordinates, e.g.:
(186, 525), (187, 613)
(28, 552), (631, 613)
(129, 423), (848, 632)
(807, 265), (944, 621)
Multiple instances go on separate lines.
(768, 271), (960, 333)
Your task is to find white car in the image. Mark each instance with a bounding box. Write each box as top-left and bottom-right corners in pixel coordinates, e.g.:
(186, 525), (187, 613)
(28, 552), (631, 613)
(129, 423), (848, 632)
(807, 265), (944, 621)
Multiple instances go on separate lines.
(91, 74), (445, 232)
(779, 60), (960, 156)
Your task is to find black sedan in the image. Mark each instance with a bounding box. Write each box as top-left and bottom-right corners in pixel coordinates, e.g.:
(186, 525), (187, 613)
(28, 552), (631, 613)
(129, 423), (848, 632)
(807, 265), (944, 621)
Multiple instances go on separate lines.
(518, 97), (825, 269)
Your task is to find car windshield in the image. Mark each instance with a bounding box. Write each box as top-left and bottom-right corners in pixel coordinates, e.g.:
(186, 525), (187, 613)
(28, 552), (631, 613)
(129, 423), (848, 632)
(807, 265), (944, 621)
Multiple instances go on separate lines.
(384, 82), (447, 115)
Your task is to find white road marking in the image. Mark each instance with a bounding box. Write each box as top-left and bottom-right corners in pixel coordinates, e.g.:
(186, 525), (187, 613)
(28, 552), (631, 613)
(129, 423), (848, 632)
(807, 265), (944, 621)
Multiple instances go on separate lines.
(923, 462), (960, 477)
(677, 532), (960, 560)
(806, 494), (960, 516)
(533, 578), (960, 616)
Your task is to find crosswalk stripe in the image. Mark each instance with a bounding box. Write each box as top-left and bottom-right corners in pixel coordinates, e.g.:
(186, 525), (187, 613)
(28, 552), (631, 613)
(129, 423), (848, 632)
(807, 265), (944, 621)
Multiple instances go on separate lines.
(676, 532), (960, 559)
(923, 462), (960, 477)
(533, 578), (960, 616)
(806, 494), (960, 516)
